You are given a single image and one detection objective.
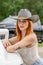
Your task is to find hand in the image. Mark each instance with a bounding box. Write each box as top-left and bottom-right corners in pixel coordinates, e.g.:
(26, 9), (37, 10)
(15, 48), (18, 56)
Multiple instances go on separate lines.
(3, 39), (11, 49)
(6, 45), (15, 53)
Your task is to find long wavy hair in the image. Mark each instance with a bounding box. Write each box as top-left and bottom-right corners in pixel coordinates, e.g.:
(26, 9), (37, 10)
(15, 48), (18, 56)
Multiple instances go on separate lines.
(16, 19), (34, 41)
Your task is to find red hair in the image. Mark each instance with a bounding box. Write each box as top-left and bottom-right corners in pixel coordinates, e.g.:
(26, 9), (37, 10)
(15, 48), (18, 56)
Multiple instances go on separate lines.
(16, 20), (34, 41)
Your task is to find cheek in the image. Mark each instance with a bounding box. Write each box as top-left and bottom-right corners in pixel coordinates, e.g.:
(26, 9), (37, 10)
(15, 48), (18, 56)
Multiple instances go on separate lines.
(25, 25), (28, 29)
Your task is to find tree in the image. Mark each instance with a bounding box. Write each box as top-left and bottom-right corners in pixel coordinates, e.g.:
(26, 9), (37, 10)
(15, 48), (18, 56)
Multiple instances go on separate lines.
(0, 0), (43, 24)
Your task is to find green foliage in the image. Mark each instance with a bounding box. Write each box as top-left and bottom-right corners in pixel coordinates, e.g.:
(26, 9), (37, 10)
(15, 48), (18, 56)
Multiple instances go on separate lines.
(0, 0), (43, 24)
(38, 42), (43, 47)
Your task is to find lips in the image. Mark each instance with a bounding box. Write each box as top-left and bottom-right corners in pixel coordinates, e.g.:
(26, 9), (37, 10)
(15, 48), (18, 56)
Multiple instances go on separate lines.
(20, 26), (24, 28)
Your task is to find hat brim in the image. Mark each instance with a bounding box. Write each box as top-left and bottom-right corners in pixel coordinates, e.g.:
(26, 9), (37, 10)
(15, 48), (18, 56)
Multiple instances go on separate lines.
(28, 15), (39, 23)
(12, 15), (39, 23)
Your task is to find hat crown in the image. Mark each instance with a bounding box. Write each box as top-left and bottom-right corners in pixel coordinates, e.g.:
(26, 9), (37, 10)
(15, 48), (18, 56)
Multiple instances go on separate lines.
(12, 9), (39, 23)
(18, 9), (32, 18)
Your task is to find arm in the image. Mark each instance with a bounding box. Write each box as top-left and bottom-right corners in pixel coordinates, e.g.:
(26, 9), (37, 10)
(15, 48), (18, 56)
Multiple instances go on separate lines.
(6, 33), (38, 53)
(3, 36), (18, 48)
(13, 33), (37, 48)
(8, 36), (18, 45)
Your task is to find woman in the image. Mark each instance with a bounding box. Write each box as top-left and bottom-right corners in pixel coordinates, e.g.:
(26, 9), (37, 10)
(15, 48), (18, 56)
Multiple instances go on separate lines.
(3, 9), (43, 65)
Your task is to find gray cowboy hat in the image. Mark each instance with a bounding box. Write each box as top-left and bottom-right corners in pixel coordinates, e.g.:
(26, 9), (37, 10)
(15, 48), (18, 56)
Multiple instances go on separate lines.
(13, 9), (39, 23)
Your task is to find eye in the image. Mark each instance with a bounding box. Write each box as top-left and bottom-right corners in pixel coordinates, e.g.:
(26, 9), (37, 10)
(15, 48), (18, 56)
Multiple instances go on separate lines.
(22, 20), (26, 23)
(18, 19), (27, 23)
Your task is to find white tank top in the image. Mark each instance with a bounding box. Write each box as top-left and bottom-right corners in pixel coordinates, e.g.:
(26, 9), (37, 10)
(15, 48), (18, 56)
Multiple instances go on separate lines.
(17, 43), (39, 65)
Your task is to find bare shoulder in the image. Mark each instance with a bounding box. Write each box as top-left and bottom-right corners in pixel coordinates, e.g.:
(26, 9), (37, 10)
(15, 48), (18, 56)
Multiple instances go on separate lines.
(22, 32), (37, 42)
(27, 32), (37, 38)
(27, 32), (38, 43)
(19, 33), (38, 47)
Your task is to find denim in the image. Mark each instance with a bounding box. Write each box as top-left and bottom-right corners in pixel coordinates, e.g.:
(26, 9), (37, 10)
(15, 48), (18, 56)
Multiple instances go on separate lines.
(32, 58), (43, 65)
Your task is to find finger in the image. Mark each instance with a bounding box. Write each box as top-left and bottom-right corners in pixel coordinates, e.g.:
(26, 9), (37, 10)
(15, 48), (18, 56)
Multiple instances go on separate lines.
(8, 43), (11, 46)
(3, 43), (7, 48)
(6, 42), (11, 47)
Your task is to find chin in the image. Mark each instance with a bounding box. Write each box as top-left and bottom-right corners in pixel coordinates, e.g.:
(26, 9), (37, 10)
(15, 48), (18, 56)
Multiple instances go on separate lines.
(20, 28), (25, 31)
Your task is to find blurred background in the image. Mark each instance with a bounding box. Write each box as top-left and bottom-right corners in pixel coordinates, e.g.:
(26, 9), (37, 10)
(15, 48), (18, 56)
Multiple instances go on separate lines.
(0, 0), (43, 58)
(0, 0), (43, 43)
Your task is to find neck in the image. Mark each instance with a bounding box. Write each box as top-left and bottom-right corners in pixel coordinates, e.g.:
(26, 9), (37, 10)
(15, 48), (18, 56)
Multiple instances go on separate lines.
(21, 30), (26, 39)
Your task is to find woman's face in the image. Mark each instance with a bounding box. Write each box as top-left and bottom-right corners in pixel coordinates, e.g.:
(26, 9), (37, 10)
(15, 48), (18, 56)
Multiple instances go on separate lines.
(18, 19), (29, 31)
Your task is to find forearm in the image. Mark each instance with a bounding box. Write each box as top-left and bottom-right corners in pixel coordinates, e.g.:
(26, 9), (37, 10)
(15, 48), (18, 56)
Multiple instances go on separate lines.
(6, 44), (19, 53)
(6, 41), (22, 53)
(6, 34), (37, 53)
(8, 36), (17, 45)
(8, 39), (14, 45)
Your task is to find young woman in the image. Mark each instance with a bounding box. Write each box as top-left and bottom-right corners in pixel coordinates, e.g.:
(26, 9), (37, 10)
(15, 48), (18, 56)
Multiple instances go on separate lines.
(3, 9), (43, 65)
